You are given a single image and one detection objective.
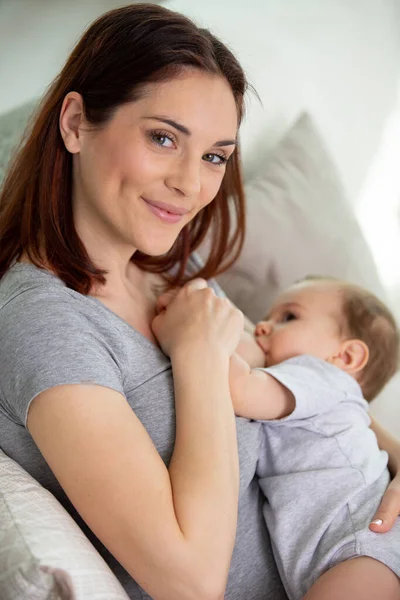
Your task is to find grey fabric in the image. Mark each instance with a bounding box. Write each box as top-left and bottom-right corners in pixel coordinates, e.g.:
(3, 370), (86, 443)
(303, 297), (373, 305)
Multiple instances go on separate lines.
(257, 355), (400, 600)
(0, 260), (287, 600)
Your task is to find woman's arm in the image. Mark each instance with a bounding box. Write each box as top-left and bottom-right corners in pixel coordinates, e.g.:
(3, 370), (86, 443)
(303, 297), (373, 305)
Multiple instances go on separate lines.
(28, 283), (242, 600)
(369, 416), (400, 532)
(29, 383), (234, 600)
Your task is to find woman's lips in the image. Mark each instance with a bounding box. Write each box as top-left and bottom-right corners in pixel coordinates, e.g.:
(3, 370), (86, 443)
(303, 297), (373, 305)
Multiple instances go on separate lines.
(142, 197), (188, 224)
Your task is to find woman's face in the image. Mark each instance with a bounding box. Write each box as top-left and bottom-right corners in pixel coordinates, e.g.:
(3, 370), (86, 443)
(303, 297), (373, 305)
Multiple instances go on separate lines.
(61, 70), (239, 260)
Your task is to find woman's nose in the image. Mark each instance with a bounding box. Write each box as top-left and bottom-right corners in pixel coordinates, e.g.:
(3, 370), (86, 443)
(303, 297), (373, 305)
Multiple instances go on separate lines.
(255, 320), (273, 337)
(166, 157), (201, 198)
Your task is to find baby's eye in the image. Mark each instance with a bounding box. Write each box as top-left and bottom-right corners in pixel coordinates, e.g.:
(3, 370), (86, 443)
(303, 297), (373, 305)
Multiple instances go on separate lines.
(281, 312), (297, 322)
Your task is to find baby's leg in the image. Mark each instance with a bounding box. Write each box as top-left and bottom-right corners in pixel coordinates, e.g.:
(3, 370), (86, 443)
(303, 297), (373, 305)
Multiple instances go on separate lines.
(303, 556), (400, 600)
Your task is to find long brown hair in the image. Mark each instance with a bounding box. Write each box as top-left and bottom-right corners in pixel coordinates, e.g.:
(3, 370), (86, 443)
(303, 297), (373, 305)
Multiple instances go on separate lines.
(0, 3), (248, 294)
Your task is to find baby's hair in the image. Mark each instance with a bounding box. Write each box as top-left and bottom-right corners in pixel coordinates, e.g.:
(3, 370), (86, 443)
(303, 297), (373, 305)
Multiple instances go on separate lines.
(301, 275), (399, 401)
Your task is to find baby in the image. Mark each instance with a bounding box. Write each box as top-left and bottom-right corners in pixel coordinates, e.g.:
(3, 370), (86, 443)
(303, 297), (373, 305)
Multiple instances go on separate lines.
(231, 275), (400, 600)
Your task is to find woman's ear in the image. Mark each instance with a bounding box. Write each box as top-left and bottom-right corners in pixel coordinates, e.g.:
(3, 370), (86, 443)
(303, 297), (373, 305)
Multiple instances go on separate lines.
(331, 339), (369, 375)
(59, 92), (85, 154)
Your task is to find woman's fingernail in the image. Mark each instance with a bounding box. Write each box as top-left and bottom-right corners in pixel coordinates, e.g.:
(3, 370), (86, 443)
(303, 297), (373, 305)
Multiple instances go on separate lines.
(370, 519), (383, 526)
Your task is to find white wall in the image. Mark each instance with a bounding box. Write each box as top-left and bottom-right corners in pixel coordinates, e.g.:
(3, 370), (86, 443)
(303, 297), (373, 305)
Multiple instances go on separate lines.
(1, 0), (399, 205)
(167, 0), (400, 204)
(0, 0), (130, 115)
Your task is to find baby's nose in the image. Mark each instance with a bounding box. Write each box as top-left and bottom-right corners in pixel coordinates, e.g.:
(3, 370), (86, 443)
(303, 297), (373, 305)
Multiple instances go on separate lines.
(255, 320), (273, 336)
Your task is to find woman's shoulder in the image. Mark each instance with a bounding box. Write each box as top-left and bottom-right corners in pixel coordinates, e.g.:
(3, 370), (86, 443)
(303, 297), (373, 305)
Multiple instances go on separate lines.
(0, 261), (63, 299)
(0, 263), (128, 425)
(1, 262), (124, 337)
(0, 262), (132, 377)
(1, 262), (72, 330)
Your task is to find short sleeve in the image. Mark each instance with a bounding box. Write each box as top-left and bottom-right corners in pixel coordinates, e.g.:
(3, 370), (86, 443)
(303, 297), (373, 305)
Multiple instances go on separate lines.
(0, 288), (125, 427)
(261, 355), (364, 421)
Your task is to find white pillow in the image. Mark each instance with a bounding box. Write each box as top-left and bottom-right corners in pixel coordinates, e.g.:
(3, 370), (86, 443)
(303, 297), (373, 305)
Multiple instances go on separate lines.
(0, 449), (129, 600)
(216, 112), (385, 323)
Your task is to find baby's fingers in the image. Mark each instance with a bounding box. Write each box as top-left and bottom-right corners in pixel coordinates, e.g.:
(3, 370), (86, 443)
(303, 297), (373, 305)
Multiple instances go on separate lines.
(369, 481), (400, 533)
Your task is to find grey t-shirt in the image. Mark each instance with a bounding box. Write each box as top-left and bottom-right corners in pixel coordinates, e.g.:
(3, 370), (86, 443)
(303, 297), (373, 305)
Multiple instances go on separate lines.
(0, 260), (287, 600)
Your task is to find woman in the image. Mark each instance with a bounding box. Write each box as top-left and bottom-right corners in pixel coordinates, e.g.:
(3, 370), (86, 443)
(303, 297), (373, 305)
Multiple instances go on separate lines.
(0, 5), (398, 599)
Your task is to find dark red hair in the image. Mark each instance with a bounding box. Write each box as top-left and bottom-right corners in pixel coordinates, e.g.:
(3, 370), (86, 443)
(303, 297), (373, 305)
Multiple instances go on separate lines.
(0, 3), (248, 293)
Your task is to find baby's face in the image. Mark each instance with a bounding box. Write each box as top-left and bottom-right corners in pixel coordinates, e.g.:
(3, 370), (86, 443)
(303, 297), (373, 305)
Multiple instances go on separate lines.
(255, 281), (344, 367)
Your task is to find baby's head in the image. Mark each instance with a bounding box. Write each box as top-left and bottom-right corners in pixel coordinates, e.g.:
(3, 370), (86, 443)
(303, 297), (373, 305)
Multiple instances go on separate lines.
(254, 276), (399, 401)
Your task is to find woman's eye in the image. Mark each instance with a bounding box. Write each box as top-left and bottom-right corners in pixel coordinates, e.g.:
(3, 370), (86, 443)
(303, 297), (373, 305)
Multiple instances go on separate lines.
(203, 153), (228, 166)
(150, 131), (176, 148)
(282, 312), (296, 322)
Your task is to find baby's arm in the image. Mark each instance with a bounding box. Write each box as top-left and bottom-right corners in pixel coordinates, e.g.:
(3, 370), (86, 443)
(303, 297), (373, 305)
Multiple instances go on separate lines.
(230, 353), (295, 420)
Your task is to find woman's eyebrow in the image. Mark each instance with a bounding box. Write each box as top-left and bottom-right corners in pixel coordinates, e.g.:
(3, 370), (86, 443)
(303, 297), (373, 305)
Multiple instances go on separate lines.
(142, 116), (237, 146)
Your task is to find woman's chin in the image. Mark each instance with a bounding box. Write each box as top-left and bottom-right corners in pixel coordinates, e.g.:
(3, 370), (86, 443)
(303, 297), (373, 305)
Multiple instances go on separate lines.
(131, 217), (188, 258)
(136, 236), (179, 258)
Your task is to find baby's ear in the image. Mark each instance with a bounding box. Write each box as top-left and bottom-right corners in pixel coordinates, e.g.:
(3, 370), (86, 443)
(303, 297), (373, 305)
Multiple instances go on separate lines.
(332, 339), (369, 375)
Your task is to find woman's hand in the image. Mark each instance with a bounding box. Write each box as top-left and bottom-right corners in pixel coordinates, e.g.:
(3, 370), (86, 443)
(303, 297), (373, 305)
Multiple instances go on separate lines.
(369, 476), (400, 533)
(152, 278), (244, 360)
(155, 285), (180, 315)
(157, 286), (266, 367)
(369, 416), (400, 532)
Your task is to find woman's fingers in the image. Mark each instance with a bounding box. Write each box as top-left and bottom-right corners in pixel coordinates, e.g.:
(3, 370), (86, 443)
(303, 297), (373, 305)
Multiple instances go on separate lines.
(183, 277), (209, 292)
(155, 288), (179, 314)
(155, 279), (209, 314)
(152, 278), (242, 359)
(369, 479), (400, 532)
